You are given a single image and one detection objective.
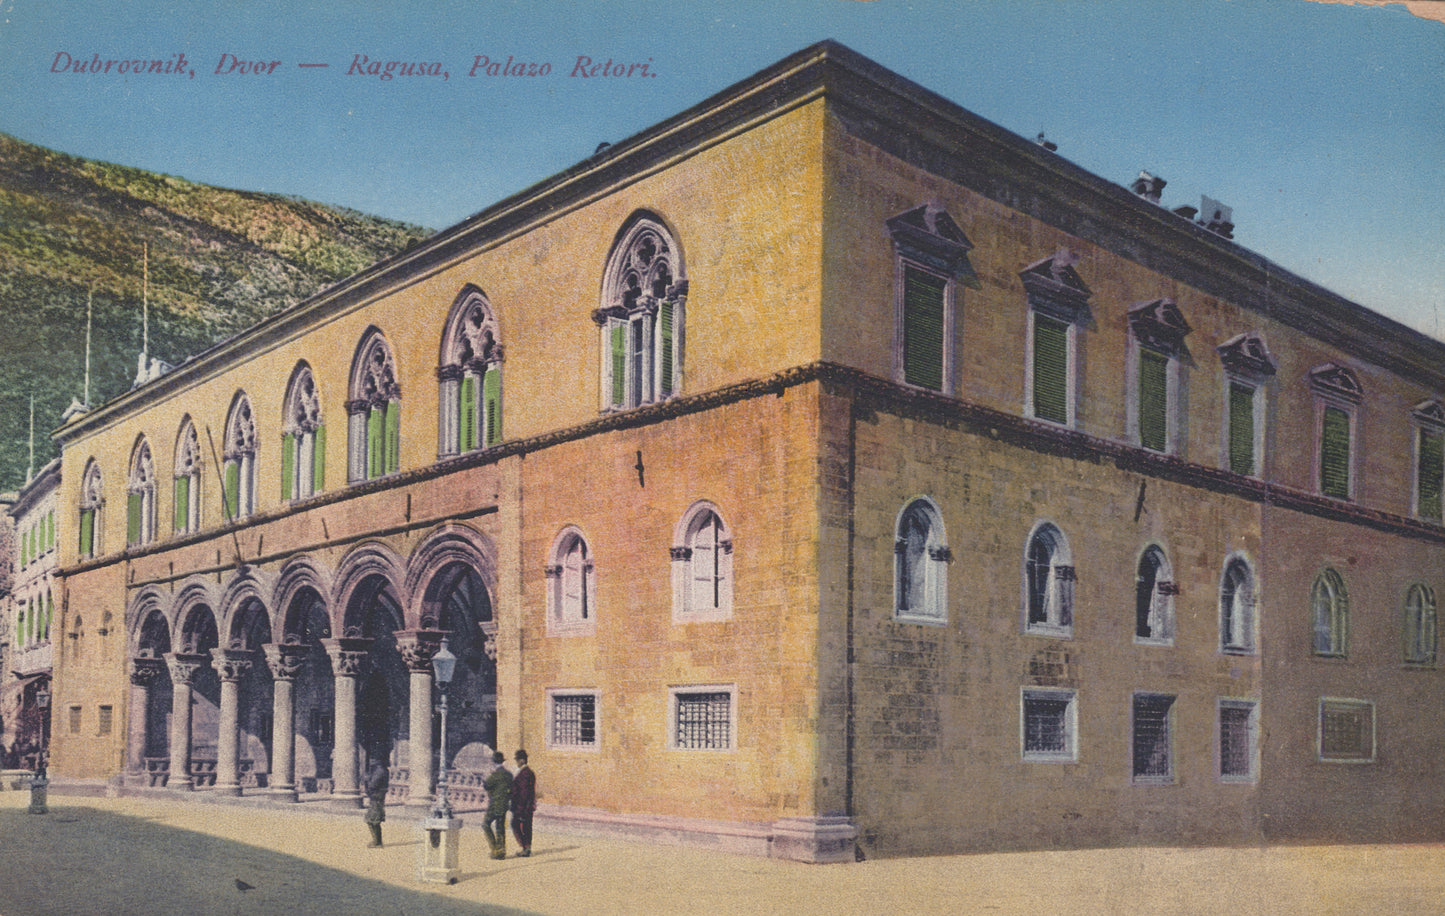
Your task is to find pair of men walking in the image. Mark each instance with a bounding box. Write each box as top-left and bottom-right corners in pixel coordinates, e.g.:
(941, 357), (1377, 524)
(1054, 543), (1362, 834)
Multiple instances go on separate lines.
(362, 748), (536, 856)
(483, 748), (535, 859)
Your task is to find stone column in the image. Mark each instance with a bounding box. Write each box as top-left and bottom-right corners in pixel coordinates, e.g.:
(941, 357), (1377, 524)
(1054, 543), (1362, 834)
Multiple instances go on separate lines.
(263, 643), (307, 802)
(211, 648), (254, 796)
(126, 657), (166, 784)
(396, 629), (443, 807)
(163, 653), (209, 790)
(323, 637), (370, 806)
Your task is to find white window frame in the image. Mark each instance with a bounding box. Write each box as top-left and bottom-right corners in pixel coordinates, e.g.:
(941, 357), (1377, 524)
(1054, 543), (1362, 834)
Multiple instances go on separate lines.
(1219, 554), (1258, 655)
(1127, 340), (1179, 454)
(1222, 377), (1265, 477)
(1217, 698), (1259, 784)
(1022, 521), (1074, 637)
(546, 689), (600, 751)
(546, 526), (597, 637)
(1317, 697), (1375, 764)
(894, 259), (955, 395)
(667, 685), (737, 752)
(1403, 583), (1437, 666)
(1025, 310), (1079, 427)
(893, 497), (949, 626)
(1021, 687), (1078, 763)
(671, 501), (733, 623)
(1130, 692), (1176, 785)
(1412, 401), (1444, 523)
(1133, 544), (1175, 646)
(1308, 365), (1363, 502)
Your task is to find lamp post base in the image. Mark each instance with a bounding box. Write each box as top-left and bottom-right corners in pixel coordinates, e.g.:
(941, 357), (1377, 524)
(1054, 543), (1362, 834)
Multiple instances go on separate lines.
(417, 816), (463, 884)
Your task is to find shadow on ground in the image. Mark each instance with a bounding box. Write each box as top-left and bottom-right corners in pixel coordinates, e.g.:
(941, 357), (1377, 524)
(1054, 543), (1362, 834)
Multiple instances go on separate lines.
(0, 807), (542, 916)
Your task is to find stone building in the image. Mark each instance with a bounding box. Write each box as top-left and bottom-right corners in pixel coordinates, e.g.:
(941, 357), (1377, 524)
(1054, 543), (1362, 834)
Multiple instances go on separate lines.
(47, 42), (1444, 860)
(2, 458), (59, 769)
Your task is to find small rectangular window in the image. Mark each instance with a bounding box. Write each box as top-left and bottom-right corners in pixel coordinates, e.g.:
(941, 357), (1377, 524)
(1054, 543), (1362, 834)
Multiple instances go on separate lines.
(1320, 405), (1352, 499)
(1319, 698), (1374, 763)
(670, 687), (735, 751)
(1022, 689), (1076, 762)
(98, 705), (113, 736)
(1418, 426), (1443, 522)
(1219, 700), (1258, 782)
(1131, 693), (1175, 783)
(69, 706), (83, 735)
(549, 691), (599, 749)
(1228, 381), (1257, 475)
(1032, 314), (1070, 424)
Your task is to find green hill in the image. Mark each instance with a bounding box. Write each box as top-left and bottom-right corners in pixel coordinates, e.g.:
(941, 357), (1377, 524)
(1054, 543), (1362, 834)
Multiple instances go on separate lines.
(0, 133), (434, 492)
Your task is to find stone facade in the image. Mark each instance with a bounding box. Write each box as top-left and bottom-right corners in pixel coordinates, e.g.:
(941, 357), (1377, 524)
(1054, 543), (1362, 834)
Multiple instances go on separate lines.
(43, 42), (1443, 860)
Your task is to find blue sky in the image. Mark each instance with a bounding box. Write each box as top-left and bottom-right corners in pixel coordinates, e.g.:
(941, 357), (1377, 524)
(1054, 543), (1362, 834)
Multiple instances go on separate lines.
(1, 0), (1440, 341)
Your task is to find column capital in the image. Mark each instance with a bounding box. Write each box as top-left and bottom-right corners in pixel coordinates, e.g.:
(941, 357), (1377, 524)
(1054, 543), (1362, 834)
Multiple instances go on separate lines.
(164, 652), (211, 686)
(322, 637), (372, 676)
(394, 628), (446, 672)
(130, 656), (168, 686)
(210, 647), (255, 682)
(263, 643), (309, 681)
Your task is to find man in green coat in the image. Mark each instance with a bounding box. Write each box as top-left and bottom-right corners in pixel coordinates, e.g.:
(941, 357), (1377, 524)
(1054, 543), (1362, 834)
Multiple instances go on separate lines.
(482, 750), (512, 859)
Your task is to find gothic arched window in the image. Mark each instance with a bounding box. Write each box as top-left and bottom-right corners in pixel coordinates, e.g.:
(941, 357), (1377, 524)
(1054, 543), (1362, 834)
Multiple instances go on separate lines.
(895, 498), (949, 624)
(127, 440), (156, 546)
(223, 393), (257, 520)
(438, 287), (503, 456)
(1220, 556), (1257, 653)
(1311, 568), (1350, 657)
(348, 329), (401, 482)
(173, 418), (201, 534)
(1134, 545), (1176, 643)
(79, 459), (103, 558)
(282, 363), (325, 500)
(546, 527), (596, 635)
(1023, 522), (1073, 634)
(596, 214), (687, 411)
(672, 502), (734, 621)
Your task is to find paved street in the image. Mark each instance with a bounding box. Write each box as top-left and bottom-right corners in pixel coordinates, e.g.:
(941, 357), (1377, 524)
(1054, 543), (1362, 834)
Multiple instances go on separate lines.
(0, 790), (1442, 915)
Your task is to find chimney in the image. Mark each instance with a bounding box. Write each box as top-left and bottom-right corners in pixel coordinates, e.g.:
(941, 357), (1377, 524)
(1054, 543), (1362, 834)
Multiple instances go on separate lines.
(1199, 196), (1234, 239)
(1130, 171), (1167, 203)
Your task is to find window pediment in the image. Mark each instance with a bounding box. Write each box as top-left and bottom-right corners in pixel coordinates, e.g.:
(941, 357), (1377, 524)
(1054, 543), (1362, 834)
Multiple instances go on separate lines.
(1308, 364), (1364, 405)
(1412, 399), (1445, 429)
(1217, 332), (1277, 380)
(887, 204), (976, 284)
(1020, 248), (1091, 323)
(1128, 298), (1192, 356)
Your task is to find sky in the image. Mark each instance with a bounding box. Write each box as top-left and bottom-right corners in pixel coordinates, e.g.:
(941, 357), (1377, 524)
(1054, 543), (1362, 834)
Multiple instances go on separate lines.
(1, 0), (1441, 342)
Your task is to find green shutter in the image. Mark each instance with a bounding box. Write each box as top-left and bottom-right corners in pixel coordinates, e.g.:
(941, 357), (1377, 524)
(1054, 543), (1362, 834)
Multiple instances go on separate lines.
(1228, 382), (1256, 475)
(1419, 427), (1444, 521)
(610, 321), (627, 407)
(1321, 406), (1352, 499)
(659, 300), (675, 396)
(312, 425), (326, 493)
(384, 400), (400, 474)
(902, 266), (947, 391)
(1138, 349), (1168, 452)
(281, 432), (296, 500)
(127, 492), (142, 543)
(367, 407), (383, 479)
(47, 512), (54, 550)
(224, 461), (240, 520)
(1033, 315), (1069, 424)
(21, 528), (28, 567)
(482, 367), (501, 446)
(459, 375), (478, 452)
(79, 508), (94, 557)
(174, 476), (189, 532)
(44, 592), (52, 639)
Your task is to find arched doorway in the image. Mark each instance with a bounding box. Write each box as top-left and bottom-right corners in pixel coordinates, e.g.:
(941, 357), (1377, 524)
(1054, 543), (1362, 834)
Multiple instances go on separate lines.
(227, 598), (275, 789)
(283, 588), (334, 794)
(176, 605), (220, 786)
(346, 575), (409, 775)
(135, 609), (172, 783)
(424, 562), (497, 771)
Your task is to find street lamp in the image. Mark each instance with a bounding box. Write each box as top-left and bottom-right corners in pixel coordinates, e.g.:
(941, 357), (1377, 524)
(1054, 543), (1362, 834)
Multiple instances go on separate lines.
(429, 638), (456, 819)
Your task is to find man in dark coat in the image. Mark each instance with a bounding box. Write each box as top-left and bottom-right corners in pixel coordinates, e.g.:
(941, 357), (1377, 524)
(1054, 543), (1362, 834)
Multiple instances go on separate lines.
(364, 761), (388, 847)
(482, 750), (513, 859)
(509, 749), (536, 857)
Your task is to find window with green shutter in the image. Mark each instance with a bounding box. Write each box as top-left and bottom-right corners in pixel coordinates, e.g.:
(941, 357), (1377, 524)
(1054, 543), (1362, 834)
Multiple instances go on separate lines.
(384, 400), (400, 474)
(1228, 381), (1256, 475)
(658, 300), (675, 397)
(312, 425), (326, 492)
(459, 374), (478, 452)
(367, 406), (384, 479)
(1138, 349), (1168, 451)
(174, 475), (190, 532)
(280, 432), (296, 501)
(1032, 315), (1069, 424)
(902, 265), (947, 391)
(1320, 405), (1352, 499)
(79, 508), (95, 557)
(1418, 427), (1443, 522)
(127, 491), (142, 544)
(223, 461), (240, 521)
(610, 321), (627, 407)
(482, 367), (501, 446)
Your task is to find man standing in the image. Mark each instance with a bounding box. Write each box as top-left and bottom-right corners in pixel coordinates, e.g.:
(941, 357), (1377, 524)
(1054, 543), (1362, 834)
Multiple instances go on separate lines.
(510, 749), (536, 857)
(363, 761), (388, 848)
(482, 750), (513, 859)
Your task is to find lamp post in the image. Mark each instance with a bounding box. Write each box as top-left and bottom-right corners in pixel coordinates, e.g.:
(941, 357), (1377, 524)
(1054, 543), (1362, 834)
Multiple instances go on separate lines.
(430, 638), (456, 819)
(418, 637), (461, 884)
(29, 682), (50, 814)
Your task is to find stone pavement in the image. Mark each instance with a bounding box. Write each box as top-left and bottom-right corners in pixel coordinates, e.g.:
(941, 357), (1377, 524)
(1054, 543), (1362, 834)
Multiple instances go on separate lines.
(0, 790), (1442, 915)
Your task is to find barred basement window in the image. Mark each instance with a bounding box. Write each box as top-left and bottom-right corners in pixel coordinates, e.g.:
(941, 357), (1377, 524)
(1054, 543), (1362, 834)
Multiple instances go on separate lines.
(98, 705), (113, 736)
(1131, 693), (1175, 784)
(69, 706), (82, 735)
(1404, 583), (1437, 666)
(1218, 699), (1258, 782)
(1414, 401), (1444, 523)
(548, 691), (598, 749)
(670, 687), (735, 750)
(1319, 698), (1374, 763)
(1021, 688), (1076, 762)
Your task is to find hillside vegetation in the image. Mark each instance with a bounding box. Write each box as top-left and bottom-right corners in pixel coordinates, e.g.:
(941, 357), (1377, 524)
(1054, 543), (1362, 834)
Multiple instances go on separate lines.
(0, 133), (433, 492)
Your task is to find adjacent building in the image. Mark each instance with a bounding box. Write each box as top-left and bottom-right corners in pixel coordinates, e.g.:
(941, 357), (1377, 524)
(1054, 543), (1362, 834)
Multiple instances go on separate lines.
(45, 42), (1444, 860)
(2, 458), (58, 769)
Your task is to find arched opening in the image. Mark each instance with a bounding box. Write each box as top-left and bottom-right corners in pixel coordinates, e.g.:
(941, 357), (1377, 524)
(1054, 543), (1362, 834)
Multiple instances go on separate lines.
(178, 606), (221, 785)
(346, 576), (408, 774)
(423, 562), (497, 771)
(137, 610), (173, 774)
(228, 599), (275, 787)
(283, 588), (334, 792)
